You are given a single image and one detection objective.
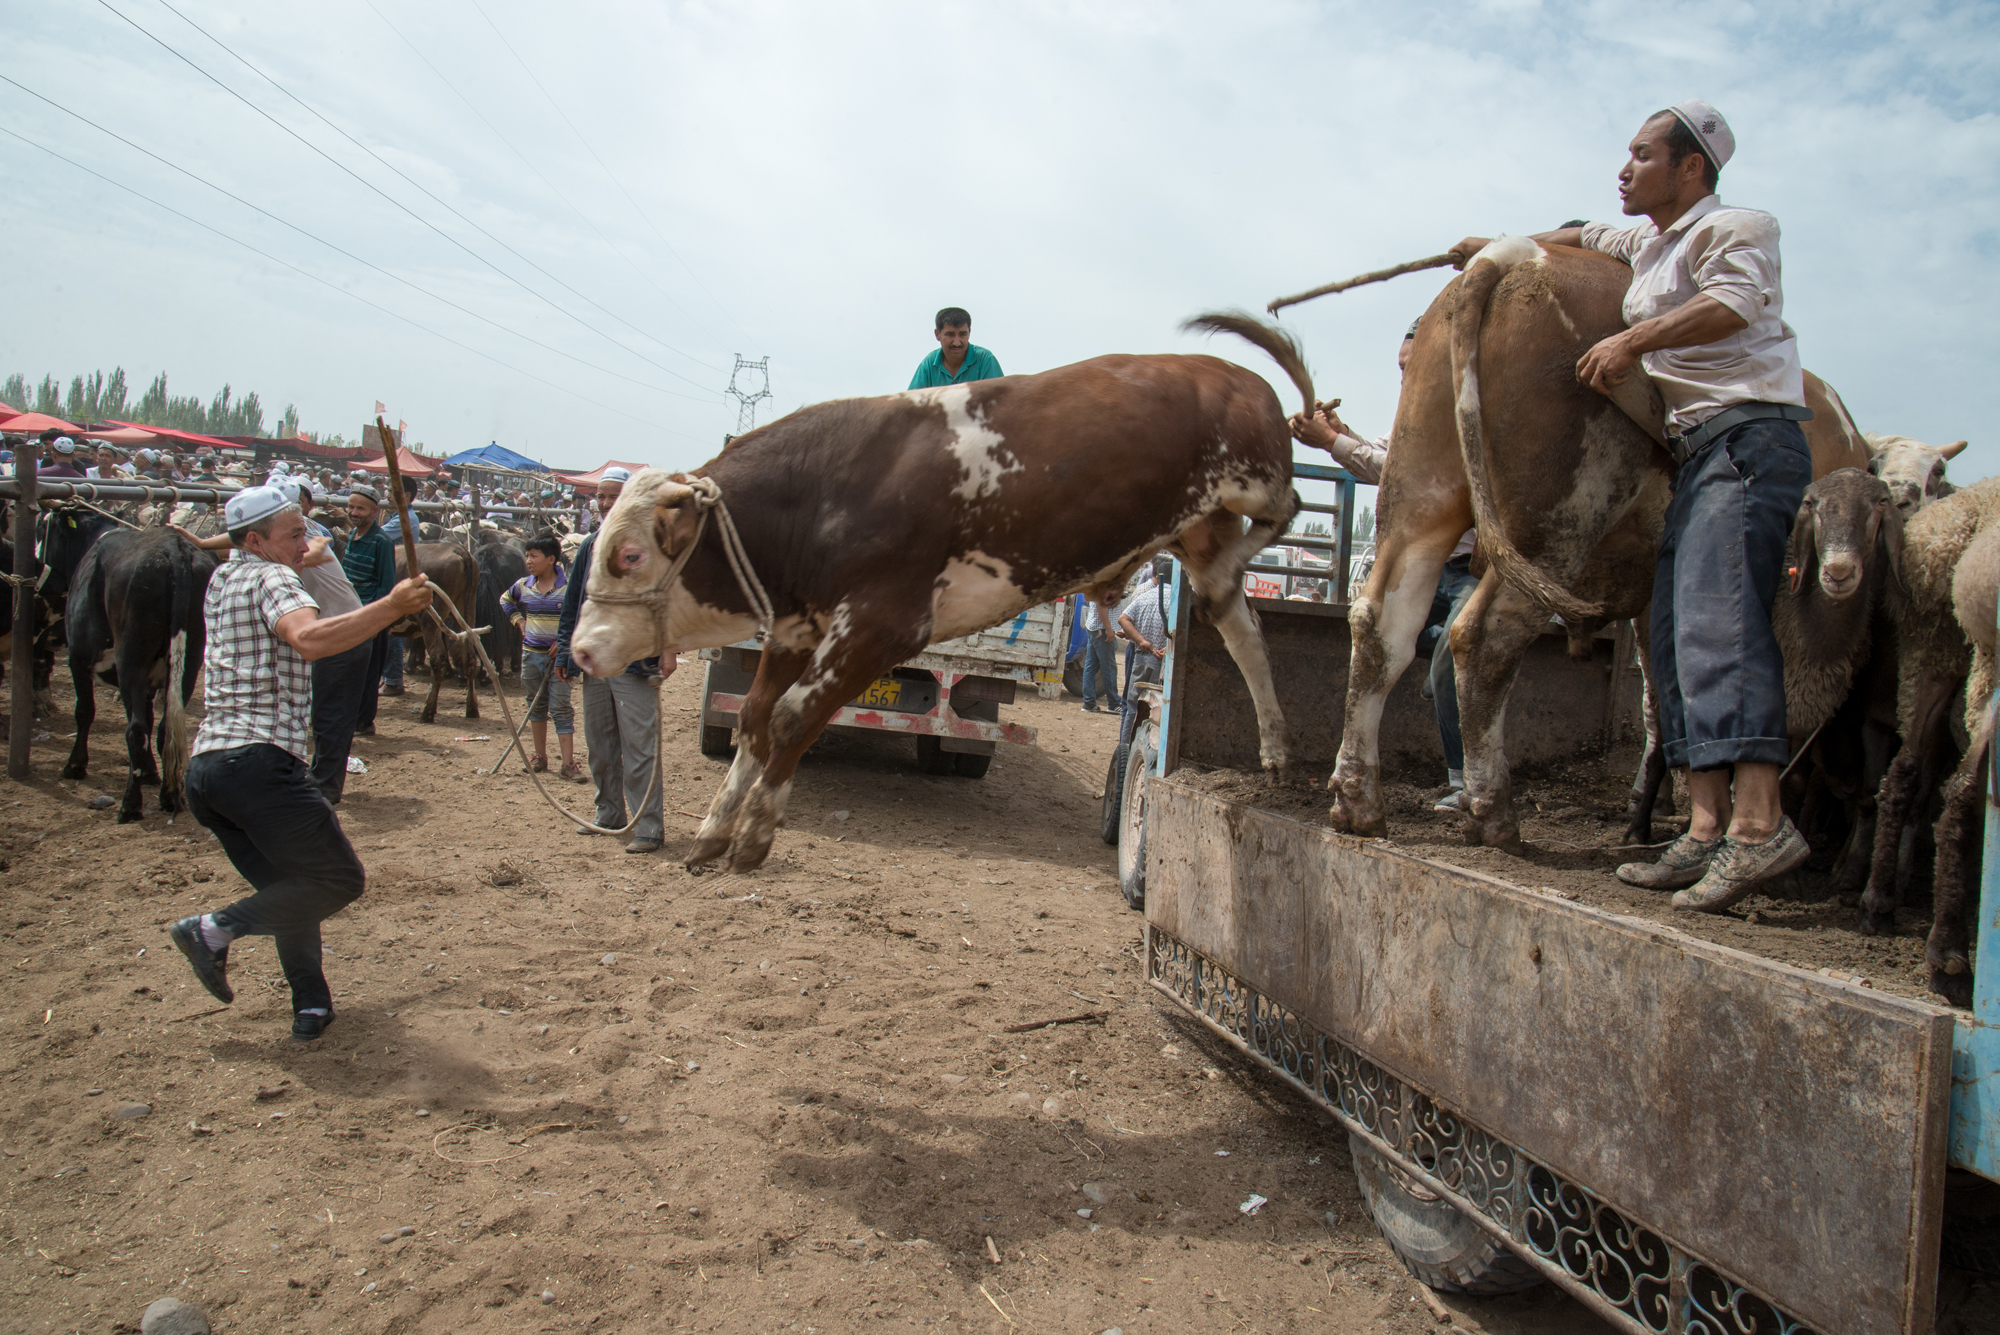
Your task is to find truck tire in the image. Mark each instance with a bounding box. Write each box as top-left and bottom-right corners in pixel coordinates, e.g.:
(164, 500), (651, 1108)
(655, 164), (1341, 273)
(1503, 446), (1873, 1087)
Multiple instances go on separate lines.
(1063, 655), (1084, 699)
(915, 736), (956, 775)
(1102, 743), (1129, 845)
(1348, 1134), (1543, 1295)
(953, 750), (993, 779)
(1117, 734), (1152, 909)
(699, 725), (734, 757)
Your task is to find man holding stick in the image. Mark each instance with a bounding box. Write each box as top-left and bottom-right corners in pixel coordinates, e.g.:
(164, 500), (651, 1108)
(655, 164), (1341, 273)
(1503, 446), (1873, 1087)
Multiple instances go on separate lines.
(169, 485), (432, 1040)
(1446, 100), (1813, 909)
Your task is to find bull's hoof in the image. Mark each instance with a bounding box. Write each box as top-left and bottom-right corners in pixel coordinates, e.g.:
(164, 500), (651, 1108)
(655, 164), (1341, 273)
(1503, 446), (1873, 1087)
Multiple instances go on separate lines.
(685, 835), (731, 871)
(726, 827), (776, 874)
(59, 762), (86, 781)
(1328, 797), (1386, 838)
(116, 807), (143, 825)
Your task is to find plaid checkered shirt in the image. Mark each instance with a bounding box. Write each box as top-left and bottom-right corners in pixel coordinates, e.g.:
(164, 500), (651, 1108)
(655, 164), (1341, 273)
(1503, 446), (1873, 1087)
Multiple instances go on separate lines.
(192, 555), (319, 762)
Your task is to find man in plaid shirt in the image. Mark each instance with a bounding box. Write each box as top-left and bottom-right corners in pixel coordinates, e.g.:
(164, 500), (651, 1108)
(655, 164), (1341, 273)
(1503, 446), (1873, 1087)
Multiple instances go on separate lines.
(169, 486), (432, 1041)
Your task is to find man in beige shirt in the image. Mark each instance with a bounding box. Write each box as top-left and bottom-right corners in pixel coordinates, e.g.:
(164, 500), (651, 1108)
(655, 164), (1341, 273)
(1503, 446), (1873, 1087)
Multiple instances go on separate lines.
(1448, 100), (1812, 911)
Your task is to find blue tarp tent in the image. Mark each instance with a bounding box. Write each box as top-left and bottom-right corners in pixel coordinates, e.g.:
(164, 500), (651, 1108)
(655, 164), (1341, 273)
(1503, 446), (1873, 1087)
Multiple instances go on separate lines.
(440, 442), (549, 472)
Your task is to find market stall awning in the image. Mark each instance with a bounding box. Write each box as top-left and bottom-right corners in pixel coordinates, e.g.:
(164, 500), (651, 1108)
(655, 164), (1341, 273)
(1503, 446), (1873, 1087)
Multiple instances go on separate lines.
(80, 425), (161, 445)
(552, 459), (650, 486)
(442, 442), (549, 472)
(101, 421), (238, 451)
(0, 411), (83, 436)
(352, 444), (438, 478)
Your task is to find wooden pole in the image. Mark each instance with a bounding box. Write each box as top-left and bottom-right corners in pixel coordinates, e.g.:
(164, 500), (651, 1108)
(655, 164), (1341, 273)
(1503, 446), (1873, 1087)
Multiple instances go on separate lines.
(375, 416), (423, 581)
(8, 450), (40, 778)
(1267, 252), (1456, 314)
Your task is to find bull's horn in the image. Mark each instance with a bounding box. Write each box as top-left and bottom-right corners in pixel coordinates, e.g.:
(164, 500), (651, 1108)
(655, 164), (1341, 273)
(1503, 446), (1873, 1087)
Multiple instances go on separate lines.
(1942, 439), (1969, 458)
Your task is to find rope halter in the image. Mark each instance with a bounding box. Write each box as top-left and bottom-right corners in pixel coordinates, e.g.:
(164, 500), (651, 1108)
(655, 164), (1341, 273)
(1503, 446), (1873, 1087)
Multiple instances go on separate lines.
(580, 475), (774, 660)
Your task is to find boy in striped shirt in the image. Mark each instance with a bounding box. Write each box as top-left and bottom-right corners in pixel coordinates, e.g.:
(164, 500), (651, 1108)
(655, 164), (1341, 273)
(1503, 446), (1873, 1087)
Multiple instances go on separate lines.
(501, 533), (580, 780)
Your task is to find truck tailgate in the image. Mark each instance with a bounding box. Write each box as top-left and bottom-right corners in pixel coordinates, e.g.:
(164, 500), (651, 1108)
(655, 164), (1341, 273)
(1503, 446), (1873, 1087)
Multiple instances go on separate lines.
(908, 600), (1070, 681)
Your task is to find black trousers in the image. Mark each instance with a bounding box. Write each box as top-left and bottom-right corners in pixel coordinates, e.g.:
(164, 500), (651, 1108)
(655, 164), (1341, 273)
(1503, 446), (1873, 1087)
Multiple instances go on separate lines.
(185, 744), (366, 1014)
(310, 639), (373, 802)
(355, 630), (390, 729)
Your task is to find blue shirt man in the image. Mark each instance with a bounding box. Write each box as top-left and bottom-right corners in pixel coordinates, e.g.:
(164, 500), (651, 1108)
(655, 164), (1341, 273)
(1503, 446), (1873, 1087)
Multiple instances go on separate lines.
(908, 306), (1003, 389)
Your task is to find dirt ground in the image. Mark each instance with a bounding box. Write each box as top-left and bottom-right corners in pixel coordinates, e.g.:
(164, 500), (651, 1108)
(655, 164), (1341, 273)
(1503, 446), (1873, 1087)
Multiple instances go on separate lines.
(0, 660), (1659, 1335)
(1183, 754), (1949, 1006)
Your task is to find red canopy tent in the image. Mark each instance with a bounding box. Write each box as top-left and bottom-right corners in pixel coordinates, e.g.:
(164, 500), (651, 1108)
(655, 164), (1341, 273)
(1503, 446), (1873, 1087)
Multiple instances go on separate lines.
(352, 444), (438, 478)
(552, 460), (649, 487)
(0, 411), (84, 436)
(81, 424), (162, 445)
(100, 421), (237, 452)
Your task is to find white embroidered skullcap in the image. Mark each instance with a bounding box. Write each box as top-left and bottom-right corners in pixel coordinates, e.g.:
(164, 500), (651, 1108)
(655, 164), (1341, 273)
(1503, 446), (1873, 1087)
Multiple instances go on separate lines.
(599, 467), (632, 484)
(225, 484), (294, 530)
(1668, 99), (1734, 171)
(52, 436), (76, 454)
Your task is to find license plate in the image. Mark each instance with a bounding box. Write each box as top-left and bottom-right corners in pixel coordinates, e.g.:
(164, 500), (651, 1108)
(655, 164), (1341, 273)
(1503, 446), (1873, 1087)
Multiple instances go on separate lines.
(854, 678), (906, 709)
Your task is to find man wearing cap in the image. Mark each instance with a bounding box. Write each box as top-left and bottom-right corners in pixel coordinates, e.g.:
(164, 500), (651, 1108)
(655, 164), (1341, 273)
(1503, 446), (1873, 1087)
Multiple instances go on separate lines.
(341, 485), (403, 730)
(554, 467), (667, 854)
(1448, 101), (1812, 910)
(168, 484), (432, 1039)
(40, 437), (84, 479)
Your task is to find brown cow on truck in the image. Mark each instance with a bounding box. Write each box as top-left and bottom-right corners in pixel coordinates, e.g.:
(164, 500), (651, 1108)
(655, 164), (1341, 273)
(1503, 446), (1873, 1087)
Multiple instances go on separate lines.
(569, 333), (1314, 873)
(1322, 237), (1868, 850)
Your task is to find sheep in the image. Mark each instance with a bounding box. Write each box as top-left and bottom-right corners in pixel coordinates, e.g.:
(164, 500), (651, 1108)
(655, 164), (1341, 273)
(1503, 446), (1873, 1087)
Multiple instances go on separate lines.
(1771, 469), (1904, 892)
(1867, 432), (1966, 516)
(1860, 476), (2000, 1007)
(1623, 469), (1904, 852)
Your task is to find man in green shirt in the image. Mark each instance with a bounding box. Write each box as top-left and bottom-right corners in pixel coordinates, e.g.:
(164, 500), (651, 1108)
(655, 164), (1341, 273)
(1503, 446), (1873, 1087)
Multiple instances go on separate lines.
(908, 307), (1004, 388)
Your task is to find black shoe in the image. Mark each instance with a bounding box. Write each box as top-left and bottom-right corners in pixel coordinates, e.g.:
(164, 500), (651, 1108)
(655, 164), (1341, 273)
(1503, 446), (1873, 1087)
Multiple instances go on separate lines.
(380, 684), (405, 697)
(168, 917), (233, 1004)
(292, 1010), (337, 1040)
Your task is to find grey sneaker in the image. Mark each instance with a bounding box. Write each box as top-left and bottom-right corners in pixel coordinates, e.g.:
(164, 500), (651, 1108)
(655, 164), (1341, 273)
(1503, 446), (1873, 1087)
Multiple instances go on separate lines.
(1616, 832), (1723, 890)
(1673, 817), (1809, 913)
(625, 837), (663, 854)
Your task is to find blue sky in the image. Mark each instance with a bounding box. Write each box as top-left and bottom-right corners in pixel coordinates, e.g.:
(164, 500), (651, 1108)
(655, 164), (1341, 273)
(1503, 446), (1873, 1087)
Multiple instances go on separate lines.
(2, 0), (1994, 479)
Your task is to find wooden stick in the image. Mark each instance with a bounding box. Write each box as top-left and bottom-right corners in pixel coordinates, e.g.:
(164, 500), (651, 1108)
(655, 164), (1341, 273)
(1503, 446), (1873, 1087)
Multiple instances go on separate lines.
(1267, 252), (1456, 314)
(985, 1235), (1003, 1265)
(375, 416), (424, 583)
(1416, 1286), (1453, 1324)
(1001, 1011), (1104, 1034)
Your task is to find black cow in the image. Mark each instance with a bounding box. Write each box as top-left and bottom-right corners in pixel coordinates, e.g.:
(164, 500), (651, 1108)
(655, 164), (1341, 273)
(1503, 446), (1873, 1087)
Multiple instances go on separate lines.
(475, 538), (527, 679)
(61, 530), (217, 823)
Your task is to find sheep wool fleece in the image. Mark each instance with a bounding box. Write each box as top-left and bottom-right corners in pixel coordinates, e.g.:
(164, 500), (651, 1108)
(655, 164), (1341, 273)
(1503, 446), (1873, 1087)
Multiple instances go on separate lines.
(1650, 417), (1813, 771)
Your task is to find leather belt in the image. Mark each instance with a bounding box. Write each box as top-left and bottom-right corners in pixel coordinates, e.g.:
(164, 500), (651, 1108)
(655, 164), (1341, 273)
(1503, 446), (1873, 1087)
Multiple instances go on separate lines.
(1667, 401), (1815, 468)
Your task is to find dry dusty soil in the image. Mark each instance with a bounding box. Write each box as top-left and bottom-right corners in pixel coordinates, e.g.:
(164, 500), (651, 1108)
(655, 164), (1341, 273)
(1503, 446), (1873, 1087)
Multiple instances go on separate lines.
(0, 663), (1994, 1335)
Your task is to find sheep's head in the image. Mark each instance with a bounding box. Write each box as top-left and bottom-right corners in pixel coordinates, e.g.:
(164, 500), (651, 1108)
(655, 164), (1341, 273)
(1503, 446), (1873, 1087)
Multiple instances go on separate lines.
(1867, 433), (1966, 517)
(1791, 468), (1901, 601)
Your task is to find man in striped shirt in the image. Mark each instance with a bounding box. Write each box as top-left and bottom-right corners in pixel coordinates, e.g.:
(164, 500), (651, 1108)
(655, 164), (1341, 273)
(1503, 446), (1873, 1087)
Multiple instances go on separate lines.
(502, 533), (580, 781)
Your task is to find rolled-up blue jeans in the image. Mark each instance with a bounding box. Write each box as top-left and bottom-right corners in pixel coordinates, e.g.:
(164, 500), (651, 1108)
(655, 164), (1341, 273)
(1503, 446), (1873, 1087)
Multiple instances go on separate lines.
(1650, 416), (1812, 772)
(521, 647), (573, 734)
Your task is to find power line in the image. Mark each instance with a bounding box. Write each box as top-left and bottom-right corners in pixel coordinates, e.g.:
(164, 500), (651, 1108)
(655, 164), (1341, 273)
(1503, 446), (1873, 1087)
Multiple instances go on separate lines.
(148, 0), (724, 381)
(0, 121), (710, 444)
(363, 0), (737, 366)
(465, 0), (759, 349)
(97, 0), (718, 395)
(0, 71), (718, 405)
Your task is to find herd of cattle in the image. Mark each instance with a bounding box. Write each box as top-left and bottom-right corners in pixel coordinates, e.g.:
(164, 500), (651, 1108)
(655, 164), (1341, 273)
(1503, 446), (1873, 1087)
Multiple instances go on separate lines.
(0, 495), (560, 822)
(2, 243), (1991, 1008)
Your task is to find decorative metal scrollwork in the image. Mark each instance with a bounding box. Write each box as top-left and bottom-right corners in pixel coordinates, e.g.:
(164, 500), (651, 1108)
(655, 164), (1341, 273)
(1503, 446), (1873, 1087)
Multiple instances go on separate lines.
(1145, 927), (1819, 1335)
(1685, 1267), (1816, 1335)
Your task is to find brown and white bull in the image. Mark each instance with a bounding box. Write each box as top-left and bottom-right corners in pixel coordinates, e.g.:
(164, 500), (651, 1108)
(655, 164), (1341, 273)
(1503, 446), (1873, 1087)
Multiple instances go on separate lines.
(569, 323), (1313, 872)
(1326, 237), (1869, 848)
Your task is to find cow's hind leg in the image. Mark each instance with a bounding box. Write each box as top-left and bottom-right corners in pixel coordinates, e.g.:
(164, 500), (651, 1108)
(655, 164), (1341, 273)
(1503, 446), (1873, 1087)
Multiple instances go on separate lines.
(60, 653), (96, 782)
(1327, 529), (1455, 836)
(1450, 574), (1548, 850)
(116, 652), (158, 824)
(1178, 505), (1293, 773)
(418, 623), (446, 725)
(687, 646), (811, 871)
(1623, 610), (1672, 842)
(462, 632), (482, 720)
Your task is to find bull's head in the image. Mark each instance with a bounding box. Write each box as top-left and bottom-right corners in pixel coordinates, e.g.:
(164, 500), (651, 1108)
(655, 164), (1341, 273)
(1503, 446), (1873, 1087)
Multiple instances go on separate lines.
(571, 470), (756, 677)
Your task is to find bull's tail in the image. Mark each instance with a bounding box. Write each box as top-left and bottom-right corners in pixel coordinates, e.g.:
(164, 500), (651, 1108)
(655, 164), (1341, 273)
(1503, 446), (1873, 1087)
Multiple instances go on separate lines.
(161, 540), (193, 805)
(1183, 311), (1314, 416)
(1448, 239), (1604, 622)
